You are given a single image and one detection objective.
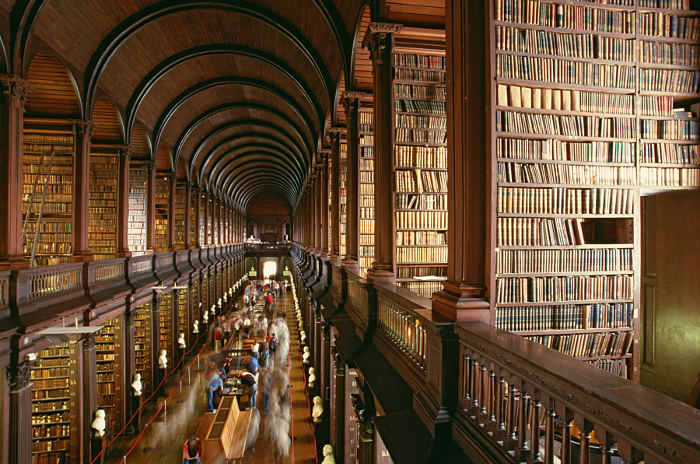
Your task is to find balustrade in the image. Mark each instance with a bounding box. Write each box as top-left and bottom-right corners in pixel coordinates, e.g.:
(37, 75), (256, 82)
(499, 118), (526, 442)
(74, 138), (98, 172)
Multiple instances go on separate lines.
(377, 295), (427, 372)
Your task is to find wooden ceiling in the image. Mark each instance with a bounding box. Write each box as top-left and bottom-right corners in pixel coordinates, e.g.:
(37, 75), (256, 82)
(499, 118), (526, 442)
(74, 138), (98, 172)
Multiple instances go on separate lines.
(3, 0), (444, 211)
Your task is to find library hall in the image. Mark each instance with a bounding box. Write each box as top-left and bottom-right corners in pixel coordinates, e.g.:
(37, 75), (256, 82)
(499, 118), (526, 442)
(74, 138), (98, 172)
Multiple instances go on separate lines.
(0, 0), (698, 463)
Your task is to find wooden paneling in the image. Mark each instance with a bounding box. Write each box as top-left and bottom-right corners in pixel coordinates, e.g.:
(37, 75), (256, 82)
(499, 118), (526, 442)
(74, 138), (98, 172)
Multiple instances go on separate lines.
(352, 6), (373, 92)
(131, 123), (151, 160)
(247, 192), (292, 216)
(25, 51), (80, 118)
(92, 97), (124, 144)
(383, 0), (445, 26)
(155, 143), (172, 172)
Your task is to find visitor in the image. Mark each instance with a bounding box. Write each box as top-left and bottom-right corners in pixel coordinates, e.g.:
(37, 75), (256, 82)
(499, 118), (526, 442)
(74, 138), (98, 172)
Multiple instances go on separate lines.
(207, 373), (223, 413)
(238, 370), (257, 410)
(182, 435), (201, 464)
(260, 338), (270, 368)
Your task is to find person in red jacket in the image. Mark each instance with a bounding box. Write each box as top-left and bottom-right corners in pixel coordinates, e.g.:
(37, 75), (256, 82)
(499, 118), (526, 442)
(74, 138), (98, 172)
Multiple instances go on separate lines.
(265, 292), (274, 318)
(182, 435), (201, 464)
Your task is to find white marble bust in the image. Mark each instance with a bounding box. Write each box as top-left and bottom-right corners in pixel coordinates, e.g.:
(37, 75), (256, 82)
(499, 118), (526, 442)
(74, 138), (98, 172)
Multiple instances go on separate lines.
(307, 367), (316, 388)
(158, 349), (168, 369)
(322, 444), (335, 464)
(312, 396), (323, 423)
(193, 319), (199, 334)
(302, 346), (310, 364)
(131, 373), (142, 396)
(178, 332), (186, 349)
(91, 409), (106, 437)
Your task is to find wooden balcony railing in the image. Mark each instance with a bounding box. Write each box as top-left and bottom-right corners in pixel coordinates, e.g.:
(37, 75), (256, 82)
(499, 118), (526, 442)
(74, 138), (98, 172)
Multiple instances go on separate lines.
(25, 263), (83, 301)
(377, 294), (427, 372)
(91, 259), (124, 284)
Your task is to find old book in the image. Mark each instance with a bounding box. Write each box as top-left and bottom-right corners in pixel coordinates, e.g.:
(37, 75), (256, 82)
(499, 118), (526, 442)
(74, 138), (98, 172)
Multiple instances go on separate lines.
(498, 84), (508, 106)
(543, 88), (552, 109)
(553, 90), (562, 110)
(562, 90), (572, 111)
(532, 88), (542, 109)
(521, 86), (532, 108)
(509, 85), (522, 107)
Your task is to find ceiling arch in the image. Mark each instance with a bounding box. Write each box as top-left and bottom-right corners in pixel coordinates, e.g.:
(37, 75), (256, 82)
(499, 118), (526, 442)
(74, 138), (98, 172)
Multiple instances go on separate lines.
(215, 153), (304, 199)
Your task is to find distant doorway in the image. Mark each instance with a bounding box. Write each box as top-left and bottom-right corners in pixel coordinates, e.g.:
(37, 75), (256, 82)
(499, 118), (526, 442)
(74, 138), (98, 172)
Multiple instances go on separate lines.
(263, 261), (277, 279)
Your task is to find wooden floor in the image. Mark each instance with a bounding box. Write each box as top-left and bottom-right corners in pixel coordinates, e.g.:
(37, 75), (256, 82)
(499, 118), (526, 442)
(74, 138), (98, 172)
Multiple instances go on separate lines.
(104, 292), (317, 464)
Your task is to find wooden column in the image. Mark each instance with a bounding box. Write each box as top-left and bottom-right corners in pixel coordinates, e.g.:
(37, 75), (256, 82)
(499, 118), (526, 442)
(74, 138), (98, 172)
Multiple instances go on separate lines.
(357, 413), (375, 464)
(341, 94), (359, 264)
(432, 0), (490, 322)
(0, 77), (31, 269)
(203, 192), (210, 246)
(330, 130), (341, 259)
(122, 307), (137, 432)
(72, 120), (96, 262)
(168, 174), (176, 251)
(81, 335), (97, 461)
(151, 293), (163, 395)
(146, 162), (156, 253)
(194, 186), (202, 248)
(184, 182), (192, 249)
(116, 147), (132, 257)
(365, 24), (401, 279)
(209, 196), (215, 246)
(8, 338), (33, 464)
(333, 352), (346, 464)
(312, 172), (319, 251)
(321, 154), (329, 256)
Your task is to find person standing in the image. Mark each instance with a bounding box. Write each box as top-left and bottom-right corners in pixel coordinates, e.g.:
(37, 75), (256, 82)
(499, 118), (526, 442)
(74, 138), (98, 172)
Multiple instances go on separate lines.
(238, 371), (257, 410)
(207, 373), (223, 413)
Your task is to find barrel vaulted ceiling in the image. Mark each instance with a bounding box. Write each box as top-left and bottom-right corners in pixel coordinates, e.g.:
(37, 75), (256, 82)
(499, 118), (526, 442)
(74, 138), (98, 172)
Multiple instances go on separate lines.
(0, 0), (380, 211)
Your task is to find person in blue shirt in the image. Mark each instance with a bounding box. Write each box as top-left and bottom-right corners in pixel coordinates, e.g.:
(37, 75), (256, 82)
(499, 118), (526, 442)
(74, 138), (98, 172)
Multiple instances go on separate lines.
(207, 373), (223, 413)
(245, 355), (259, 375)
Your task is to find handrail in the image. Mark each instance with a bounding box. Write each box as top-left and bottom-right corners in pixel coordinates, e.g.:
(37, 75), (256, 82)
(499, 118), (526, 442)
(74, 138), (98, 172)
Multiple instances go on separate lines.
(22, 263), (83, 301)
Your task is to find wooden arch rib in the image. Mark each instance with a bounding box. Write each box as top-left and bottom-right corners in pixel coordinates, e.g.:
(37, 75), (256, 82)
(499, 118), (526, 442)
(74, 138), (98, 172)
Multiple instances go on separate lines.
(125, 45), (323, 142)
(155, 143), (172, 172)
(219, 161), (301, 202)
(190, 119), (309, 183)
(24, 49), (81, 118)
(235, 179), (298, 211)
(92, 96), (124, 144)
(239, 184), (296, 211)
(83, 1), (335, 116)
(208, 142), (304, 190)
(151, 77), (316, 163)
(176, 102), (313, 172)
(131, 123), (152, 160)
(214, 152), (304, 197)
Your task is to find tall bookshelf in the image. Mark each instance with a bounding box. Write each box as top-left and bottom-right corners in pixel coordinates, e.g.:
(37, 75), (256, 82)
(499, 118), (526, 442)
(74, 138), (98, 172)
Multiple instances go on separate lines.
(174, 182), (186, 250)
(155, 175), (169, 252)
(199, 193), (206, 246)
(340, 139), (348, 257)
(490, 0), (700, 379)
(192, 278), (200, 323)
(89, 151), (118, 260)
(133, 303), (152, 395)
(128, 166), (148, 255)
(359, 108), (375, 273)
(392, 49), (448, 297)
(95, 316), (123, 433)
(31, 342), (78, 464)
(159, 293), (174, 360)
(189, 188), (198, 248)
(177, 288), (188, 349)
(201, 275), (209, 316)
(22, 128), (74, 267)
(207, 198), (213, 245)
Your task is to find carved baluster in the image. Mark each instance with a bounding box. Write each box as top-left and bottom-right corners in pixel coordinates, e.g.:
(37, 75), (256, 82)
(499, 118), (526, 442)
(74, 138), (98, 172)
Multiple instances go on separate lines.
(480, 363), (488, 416)
(560, 410), (574, 464)
(508, 383), (518, 443)
(497, 374), (506, 432)
(463, 354), (471, 403)
(579, 420), (593, 464)
(517, 384), (530, 460)
(489, 367), (497, 425)
(544, 402), (555, 464)
(471, 358), (480, 411)
(531, 397), (543, 463)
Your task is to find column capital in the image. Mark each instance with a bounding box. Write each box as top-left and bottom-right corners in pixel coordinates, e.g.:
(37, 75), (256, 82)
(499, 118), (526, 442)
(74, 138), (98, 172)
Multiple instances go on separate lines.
(7, 358), (36, 391)
(363, 23), (402, 63)
(328, 126), (345, 135)
(0, 74), (34, 101)
(117, 144), (133, 160)
(72, 119), (96, 137)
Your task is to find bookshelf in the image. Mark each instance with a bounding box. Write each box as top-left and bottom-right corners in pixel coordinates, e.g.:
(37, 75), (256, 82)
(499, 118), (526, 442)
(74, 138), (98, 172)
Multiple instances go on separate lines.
(201, 275), (209, 315)
(22, 129), (74, 267)
(199, 193), (206, 246)
(133, 303), (152, 395)
(159, 293), (173, 359)
(155, 175), (169, 252)
(392, 49), (449, 297)
(128, 166), (148, 255)
(89, 151), (118, 260)
(189, 188), (198, 248)
(192, 279), (200, 323)
(359, 108), (375, 273)
(31, 342), (77, 464)
(177, 288), (188, 346)
(340, 139), (347, 257)
(95, 316), (123, 433)
(174, 182), (186, 250)
(489, 0), (700, 379)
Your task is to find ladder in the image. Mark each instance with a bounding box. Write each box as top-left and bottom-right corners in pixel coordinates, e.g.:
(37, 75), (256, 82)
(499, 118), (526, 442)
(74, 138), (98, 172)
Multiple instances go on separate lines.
(21, 145), (56, 267)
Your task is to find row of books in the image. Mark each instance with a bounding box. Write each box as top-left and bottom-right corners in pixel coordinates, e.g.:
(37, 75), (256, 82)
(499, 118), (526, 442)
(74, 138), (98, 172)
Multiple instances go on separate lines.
(640, 118), (699, 140)
(395, 68), (445, 83)
(396, 211), (448, 230)
(497, 186), (635, 215)
(496, 25), (634, 61)
(23, 202), (73, 214)
(496, 247), (633, 274)
(32, 412), (70, 425)
(639, 12), (700, 40)
(497, 217), (590, 246)
(23, 242), (72, 255)
(495, 302), (634, 331)
(395, 114), (446, 129)
(360, 158), (373, 171)
(496, 2), (636, 34)
(497, 137), (634, 163)
(395, 193), (446, 210)
(394, 53), (445, 69)
(394, 99), (446, 114)
(394, 145), (447, 168)
(497, 82), (632, 118)
(527, 330), (633, 358)
(396, 265), (447, 279)
(395, 169), (447, 193)
(31, 367), (69, 379)
(640, 143), (699, 164)
(32, 400), (69, 413)
(640, 40), (699, 67)
(638, 0), (694, 8)
(128, 168), (148, 254)
(24, 134), (73, 145)
(497, 161), (637, 186)
(359, 111), (373, 132)
(396, 230), (446, 246)
(360, 206), (374, 219)
(588, 358), (628, 377)
(396, 246), (447, 264)
(394, 84), (446, 100)
(33, 424), (70, 439)
(496, 274), (633, 303)
(398, 281), (443, 298)
(360, 220), (374, 235)
(639, 68), (700, 93)
(395, 128), (447, 144)
(360, 172), (373, 183)
(639, 166), (700, 186)
(497, 55), (635, 88)
(496, 110), (637, 138)
(22, 176), (73, 189)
